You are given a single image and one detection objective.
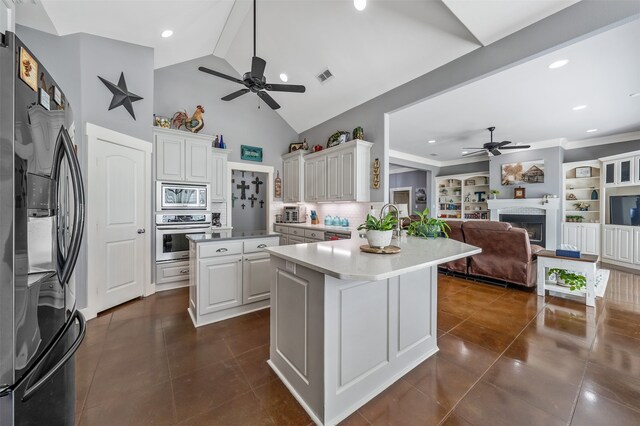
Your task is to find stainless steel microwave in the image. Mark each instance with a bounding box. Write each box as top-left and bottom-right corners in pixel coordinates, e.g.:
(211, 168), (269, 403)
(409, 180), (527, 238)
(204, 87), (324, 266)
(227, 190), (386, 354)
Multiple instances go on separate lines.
(156, 182), (210, 210)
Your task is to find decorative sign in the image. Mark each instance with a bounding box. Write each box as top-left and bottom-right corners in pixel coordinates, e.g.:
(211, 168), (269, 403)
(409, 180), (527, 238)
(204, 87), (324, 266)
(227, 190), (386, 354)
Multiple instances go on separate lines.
(372, 158), (380, 189)
(241, 145), (263, 162)
(38, 88), (50, 110)
(53, 86), (62, 106)
(575, 167), (592, 178)
(274, 171), (282, 198)
(19, 47), (38, 92)
(98, 72), (143, 120)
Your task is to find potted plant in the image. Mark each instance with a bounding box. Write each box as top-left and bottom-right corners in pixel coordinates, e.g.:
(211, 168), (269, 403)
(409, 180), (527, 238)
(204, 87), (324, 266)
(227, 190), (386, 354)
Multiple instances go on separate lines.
(489, 189), (500, 199)
(548, 268), (586, 291)
(406, 207), (451, 239)
(358, 213), (398, 248)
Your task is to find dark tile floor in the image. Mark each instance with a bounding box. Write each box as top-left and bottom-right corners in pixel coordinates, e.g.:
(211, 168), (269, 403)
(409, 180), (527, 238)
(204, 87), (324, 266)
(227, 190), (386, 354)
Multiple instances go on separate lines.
(75, 268), (640, 425)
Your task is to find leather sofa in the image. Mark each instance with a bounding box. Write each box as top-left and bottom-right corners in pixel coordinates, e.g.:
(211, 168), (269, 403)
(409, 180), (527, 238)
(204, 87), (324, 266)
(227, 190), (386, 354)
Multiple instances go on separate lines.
(440, 220), (544, 287)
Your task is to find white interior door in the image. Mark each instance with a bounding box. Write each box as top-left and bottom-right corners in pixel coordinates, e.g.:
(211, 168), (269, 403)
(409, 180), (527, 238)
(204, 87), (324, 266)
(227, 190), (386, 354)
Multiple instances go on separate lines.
(87, 124), (151, 314)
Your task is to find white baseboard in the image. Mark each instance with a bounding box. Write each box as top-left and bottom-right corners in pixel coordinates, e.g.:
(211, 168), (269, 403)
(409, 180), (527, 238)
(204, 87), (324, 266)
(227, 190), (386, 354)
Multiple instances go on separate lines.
(79, 307), (97, 321)
(156, 281), (189, 292)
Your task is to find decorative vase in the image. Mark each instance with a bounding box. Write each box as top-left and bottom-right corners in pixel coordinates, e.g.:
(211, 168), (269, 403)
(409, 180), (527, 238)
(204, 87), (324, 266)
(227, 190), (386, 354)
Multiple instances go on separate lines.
(491, 194), (498, 199)
(366, 230), (393, 248)
(591, 189), (598, 200)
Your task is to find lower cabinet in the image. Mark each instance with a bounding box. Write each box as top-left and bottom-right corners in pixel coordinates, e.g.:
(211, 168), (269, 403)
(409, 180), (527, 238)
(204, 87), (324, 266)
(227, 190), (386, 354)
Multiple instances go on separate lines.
(243, 252), (271, 304)
(288, 235), (305, 244)
(199, 255), (243, 315)
(635, 229), (640, 265)
(602, 225), (637, 266)
(562, 223), (600, 255)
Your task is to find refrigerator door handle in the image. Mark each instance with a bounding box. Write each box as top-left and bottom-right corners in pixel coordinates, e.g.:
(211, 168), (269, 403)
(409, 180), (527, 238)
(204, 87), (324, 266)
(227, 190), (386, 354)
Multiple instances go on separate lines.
(21, 310), (86, 402)
(51, 125), (85, 285)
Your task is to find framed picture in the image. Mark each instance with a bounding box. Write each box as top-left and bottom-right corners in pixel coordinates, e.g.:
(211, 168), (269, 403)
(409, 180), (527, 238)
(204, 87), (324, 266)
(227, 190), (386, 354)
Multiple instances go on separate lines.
(240, 145), (263, 162)
(575, 167), (591, 178)
(289, 142), (304, 153)
(465, 179), (475, 186)
(501, 160), (545, 185)
(19, 47), (38, 92)
(514, 187), (526, 199)
(38, 88), (50, 110)
(53, 86), (62, 106)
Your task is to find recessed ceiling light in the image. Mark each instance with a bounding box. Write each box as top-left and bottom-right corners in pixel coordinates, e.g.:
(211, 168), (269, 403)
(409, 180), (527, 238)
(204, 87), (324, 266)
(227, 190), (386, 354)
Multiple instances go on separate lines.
(462, 151), (469, 154)
(279, 73), (288, 82)
(354, 0), (366, 11)
(548, 59), (569, 69)
(586, 129), (598, 133)
(572, 105), (587, 111)
(161, 30), (173, 38)
(428, 140), (436, 144)
(630, 92), (640, 98)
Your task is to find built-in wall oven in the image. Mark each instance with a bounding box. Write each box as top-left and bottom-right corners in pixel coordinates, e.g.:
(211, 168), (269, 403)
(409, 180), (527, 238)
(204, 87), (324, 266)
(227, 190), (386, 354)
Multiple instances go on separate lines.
(156, 182), (210, 211)
(155, 213), (212, 262)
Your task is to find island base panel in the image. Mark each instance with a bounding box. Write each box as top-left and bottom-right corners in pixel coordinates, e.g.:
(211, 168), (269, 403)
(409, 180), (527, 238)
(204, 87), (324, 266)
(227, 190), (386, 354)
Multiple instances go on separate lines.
(188, 301), (269, 327)
(269, 257), (438, 425)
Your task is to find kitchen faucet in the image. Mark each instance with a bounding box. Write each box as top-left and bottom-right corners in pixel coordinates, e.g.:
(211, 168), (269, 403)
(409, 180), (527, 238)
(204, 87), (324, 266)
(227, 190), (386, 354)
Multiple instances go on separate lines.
(380, 204), (402, 239)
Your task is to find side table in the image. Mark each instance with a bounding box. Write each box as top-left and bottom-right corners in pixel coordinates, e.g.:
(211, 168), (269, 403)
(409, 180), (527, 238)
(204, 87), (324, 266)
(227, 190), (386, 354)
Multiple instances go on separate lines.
(536, 250), (599, 307)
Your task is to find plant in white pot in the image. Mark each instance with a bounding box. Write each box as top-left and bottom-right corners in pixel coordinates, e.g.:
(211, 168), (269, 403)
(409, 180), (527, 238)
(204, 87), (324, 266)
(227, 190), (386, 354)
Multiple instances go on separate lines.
(357, 213), (398, 248)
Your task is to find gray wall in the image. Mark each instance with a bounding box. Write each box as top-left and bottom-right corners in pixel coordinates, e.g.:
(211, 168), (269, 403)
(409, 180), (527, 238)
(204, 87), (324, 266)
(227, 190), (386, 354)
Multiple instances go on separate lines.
(564, 139), (640, 162)
(231, 170), (268, 231)
(17, 25), (155, 310)
(154, 54), (298, 183)
(389, 170), (430, 214)
(298, 1), (639, 202)
(489, 147), (563, 199)
(437, 161), (489, 177)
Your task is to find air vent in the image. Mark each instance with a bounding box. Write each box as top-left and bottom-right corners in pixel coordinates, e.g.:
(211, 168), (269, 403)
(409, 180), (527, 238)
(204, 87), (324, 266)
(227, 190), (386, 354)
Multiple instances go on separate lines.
(316, 68), (334, 84)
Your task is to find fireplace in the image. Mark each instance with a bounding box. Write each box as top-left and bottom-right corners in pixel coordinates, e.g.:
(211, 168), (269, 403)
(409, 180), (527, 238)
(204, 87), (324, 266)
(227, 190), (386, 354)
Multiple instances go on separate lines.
(500, 214), (546, 247)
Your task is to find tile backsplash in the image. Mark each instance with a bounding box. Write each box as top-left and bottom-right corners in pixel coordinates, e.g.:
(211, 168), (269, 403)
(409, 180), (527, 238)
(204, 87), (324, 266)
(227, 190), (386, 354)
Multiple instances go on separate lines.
(282, 202), (409, 227)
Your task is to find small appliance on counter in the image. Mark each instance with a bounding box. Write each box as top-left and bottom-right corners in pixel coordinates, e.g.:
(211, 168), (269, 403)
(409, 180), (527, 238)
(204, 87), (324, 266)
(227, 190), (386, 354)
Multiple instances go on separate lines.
(211, 212), (222, 227)
(284, 205), (307, 223)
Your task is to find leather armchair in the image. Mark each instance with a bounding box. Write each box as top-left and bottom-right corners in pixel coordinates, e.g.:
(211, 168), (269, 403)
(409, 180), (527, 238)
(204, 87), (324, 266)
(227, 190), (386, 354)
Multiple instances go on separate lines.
(462, 221), (539, 287)
(440, 221), (467, 274)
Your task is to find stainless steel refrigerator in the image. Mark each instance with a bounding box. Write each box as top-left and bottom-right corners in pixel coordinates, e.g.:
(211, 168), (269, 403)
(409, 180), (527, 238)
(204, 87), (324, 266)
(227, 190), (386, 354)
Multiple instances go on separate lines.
(0, 30), (86, 425)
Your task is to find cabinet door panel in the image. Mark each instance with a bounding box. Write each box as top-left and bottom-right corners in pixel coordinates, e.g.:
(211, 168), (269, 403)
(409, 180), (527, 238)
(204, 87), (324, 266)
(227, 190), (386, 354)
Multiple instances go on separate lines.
(156, 136), (185, 181)
(243, 253), (271, 304)
(602, 227), (617, 260)
(617, 228), (634, 263)
(618, 159), (633, 185)
(199, 256), (242, 314)
(604, 162), (615, 185)
(288, 235), (305, 245)
(185, 140), (212, 182)
(304, 161), (315, 201)
(562, 224), (581, 249)
(211, 153), (227, 201)
(634, 229), (640, 265)
(340, 150), (356, 200)
(327, 153), (341, 200)
(581, 225), (600, 255)
(635, 156), (640, 184)
(315, 156), (327, 201)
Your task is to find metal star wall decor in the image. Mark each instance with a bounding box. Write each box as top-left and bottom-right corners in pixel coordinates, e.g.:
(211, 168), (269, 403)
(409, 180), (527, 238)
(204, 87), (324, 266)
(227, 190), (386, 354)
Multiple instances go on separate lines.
(98, 72), (143, 120)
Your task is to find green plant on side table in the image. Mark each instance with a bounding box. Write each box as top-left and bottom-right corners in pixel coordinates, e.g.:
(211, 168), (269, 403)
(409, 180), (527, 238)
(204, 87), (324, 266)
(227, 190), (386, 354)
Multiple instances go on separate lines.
(357, 213), (398, 248)
(548, 268), (587, 291)
(406, 207), (450, 239)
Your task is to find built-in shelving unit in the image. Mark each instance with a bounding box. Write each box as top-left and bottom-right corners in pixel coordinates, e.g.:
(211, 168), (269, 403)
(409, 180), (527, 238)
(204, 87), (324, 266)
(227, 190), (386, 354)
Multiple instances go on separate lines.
(563, 161), (602, 224)
(436, 173), (490, 220)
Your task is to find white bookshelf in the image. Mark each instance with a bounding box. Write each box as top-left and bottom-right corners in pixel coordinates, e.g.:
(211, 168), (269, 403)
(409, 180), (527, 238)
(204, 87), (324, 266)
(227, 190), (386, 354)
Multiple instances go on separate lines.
(563, 161), (602, 224)
(436, 173), (490, 220)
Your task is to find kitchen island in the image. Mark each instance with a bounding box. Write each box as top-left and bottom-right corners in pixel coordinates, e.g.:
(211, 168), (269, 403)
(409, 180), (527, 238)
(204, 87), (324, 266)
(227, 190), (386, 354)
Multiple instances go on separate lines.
(264, 236), (480, 425)
(187, 230), (280, 327)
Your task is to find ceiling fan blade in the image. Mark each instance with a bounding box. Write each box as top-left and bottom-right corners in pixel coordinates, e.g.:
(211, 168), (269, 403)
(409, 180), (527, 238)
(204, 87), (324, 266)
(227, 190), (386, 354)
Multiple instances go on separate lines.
(462, 150), (487, 157)
(462, 147), (485, 150)
(500, 145), (531, 149)
(267, 83), (306, 93)
(251, 56), (266, 80)
(199, 66), (243, 84)
(221, 89), (250, 101)
(257, 90), (280, 110)
(497, 141), (512, 147)
(490, 149), (502, 156)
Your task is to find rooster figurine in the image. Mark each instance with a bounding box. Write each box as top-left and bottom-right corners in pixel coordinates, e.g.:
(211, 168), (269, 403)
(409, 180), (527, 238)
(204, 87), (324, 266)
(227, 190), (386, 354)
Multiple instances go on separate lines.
(171, 105), (205, 133)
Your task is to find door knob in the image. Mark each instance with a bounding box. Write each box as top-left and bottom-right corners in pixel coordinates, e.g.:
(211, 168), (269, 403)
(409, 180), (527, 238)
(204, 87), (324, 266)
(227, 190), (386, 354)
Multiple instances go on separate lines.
(137, 229), (146, 234)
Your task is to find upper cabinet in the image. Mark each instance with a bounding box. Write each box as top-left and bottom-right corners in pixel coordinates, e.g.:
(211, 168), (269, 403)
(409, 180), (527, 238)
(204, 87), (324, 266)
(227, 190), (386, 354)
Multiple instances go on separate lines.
(154, 128), (216, 184)
(210, 149), (229, 202)
(600, 152), (638, 188)
(296, 140), (372, 203)
(283, 151), (304, 203)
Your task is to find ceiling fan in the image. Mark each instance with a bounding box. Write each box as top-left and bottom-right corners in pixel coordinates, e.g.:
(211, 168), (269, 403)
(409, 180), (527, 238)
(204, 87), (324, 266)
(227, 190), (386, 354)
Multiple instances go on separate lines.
(462, 127), (531, 157)
(198, 0), (305, 110)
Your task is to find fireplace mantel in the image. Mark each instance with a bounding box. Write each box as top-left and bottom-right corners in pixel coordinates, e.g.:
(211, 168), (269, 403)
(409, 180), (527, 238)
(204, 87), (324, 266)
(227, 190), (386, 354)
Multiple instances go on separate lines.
(487, 198), (560, 249)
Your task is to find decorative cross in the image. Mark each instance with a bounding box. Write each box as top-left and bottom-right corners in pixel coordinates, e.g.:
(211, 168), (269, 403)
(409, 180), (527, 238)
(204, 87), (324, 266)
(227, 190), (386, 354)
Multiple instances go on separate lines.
(248, 194), (258, 208)
(252, 177), (263, 194)
(259, 200), (264, 208)
(237, 180), (250, 199)
(231, 193), (238, 208)
(241, 203), (246, 210)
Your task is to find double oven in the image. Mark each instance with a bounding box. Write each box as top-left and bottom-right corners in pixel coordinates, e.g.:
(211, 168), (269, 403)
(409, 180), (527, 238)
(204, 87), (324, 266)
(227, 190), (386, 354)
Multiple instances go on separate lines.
(155, 182), (211, 263)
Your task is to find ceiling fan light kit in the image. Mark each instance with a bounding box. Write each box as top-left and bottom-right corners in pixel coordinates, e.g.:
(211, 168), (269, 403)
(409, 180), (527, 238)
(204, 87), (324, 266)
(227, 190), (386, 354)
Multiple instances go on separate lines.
(198, 0), (305, 110)
(462, 126), (531, 157)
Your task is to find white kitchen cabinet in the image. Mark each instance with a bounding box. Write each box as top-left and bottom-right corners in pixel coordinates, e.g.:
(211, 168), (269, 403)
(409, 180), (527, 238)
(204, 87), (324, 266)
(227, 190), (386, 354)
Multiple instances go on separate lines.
(304, 157), (327, 202)
(635, 156), (640, 184)
(326, 151), (341, 200)
(288, 235), (305, 245)
(283, 151), (304, 203)
(185, 139), (212, 182)
(601, 158), (636, 187)
(198, 255), (243, 315)
(634, 228), (640, 265)
(242, 252), (271, 304)
(156, 133), (185, 181)
(304, 160), (316, 202)
(279, 234), (289, 245)
(562, 223), (600, 255)
(617, 227), (634, 263)
(155, 128), (220, 184)
(603, 226), (617, 260)
(210, 149), (229, 202)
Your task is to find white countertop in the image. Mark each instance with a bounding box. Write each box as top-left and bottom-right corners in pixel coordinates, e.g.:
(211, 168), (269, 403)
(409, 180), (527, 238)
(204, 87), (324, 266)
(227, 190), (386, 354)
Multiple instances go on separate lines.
(265, 236), (481, 281)
(274, 223), (356, 233)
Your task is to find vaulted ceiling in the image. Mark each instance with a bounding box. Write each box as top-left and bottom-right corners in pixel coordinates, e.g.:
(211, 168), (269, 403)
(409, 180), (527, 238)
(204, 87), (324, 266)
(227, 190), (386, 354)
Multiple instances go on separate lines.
(17, 0), (582, 133)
